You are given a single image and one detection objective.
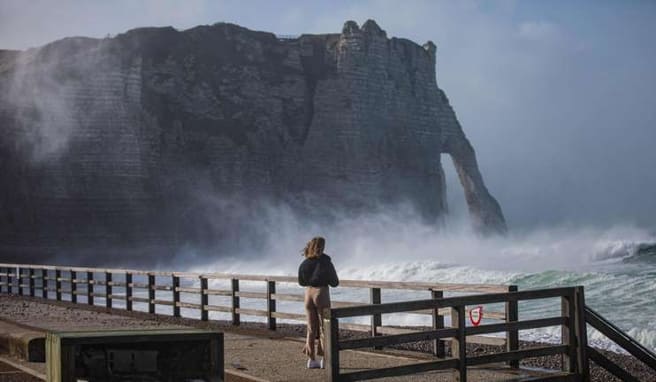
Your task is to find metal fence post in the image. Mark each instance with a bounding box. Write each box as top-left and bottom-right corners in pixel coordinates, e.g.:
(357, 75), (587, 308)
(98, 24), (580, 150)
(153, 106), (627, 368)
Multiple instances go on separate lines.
(7, 267), (13, 294)
(371, 287), (382, 350)
(231, 278), (240, 326)
(28, 268), (35, 297)
(41, 269), (48, 299)
(200, 276), (208, 321)
(17, 267), (23, 296)
(506, 285), (519, 368)
(172, 275), (180, 317)
(105, 272), (112, 309)
(70, 270), (77, 303)
(87, 271), (94, 305)
(148, 274), (156, 314)
(432, 290), (445, 358)
(125, 273), (133, 311)
(55, 269), (62, 301)
(267, 280), (276, 330)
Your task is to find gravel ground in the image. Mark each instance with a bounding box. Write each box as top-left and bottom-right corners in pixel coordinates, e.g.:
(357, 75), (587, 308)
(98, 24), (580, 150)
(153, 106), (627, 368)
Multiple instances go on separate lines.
(0, 295), (654, 381)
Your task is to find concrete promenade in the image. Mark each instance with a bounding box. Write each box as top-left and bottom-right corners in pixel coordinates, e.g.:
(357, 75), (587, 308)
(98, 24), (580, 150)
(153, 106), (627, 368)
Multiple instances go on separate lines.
(0, 295), (562, 381)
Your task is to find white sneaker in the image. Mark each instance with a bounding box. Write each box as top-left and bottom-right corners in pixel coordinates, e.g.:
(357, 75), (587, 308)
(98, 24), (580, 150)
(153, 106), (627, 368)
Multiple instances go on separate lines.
(320, 357), (325, 369)
(307, 359), (321, 369)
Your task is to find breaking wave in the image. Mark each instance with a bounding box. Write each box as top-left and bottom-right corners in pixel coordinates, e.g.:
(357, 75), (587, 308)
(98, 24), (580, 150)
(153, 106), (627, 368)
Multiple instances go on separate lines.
(185, 217), (656, 353)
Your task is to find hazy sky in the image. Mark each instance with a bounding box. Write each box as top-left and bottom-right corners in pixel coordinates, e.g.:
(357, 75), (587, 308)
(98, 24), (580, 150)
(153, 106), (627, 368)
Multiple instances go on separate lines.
(1, 0), (655, 230)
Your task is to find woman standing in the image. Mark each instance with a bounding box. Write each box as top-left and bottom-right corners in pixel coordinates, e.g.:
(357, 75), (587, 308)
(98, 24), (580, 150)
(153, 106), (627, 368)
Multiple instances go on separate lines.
(298, 236), (339, 369)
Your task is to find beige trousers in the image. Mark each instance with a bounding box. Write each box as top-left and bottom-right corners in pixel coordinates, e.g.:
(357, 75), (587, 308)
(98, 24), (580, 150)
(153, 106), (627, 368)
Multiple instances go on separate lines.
(303, 286), (331, 359)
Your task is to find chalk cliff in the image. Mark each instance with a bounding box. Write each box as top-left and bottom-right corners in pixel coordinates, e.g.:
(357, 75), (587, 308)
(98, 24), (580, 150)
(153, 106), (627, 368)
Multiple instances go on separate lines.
(0, 20), (506, 261)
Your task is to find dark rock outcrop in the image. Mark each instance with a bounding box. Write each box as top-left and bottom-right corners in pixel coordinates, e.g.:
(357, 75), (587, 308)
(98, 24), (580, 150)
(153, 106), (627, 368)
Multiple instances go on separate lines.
(0, 20), (506, 263)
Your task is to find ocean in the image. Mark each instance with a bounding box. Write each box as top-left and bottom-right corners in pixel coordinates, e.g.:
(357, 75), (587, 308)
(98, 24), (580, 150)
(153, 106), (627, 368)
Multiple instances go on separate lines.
(186, 221), (656, 354)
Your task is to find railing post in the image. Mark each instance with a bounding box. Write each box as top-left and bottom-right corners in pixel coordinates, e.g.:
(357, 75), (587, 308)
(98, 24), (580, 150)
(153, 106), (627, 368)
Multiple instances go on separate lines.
(28, 268), (35, 297)
(231, 278), (240, 326)
(70, 270), (77, 303)
(370, 287), (382, 350)
(200, 276), (209, 321)
(17, 267), (23, 296)
(87, 271), (94, 305)
(1, 266), (6, 294)
(431, 290), (445, 358)
(575, 286), (590, 381)
(7, 266), (11, 294)
(105, 271), (112, 309)
(267, 280), (276, 330)
(172, 275), (180, 317)
(454, 305), (467, 382)
(55, 269), (62, 301)
(125, 273), (133, 311)
(148, 273), (156, 314)
(325, 309), (340, 381)
(561, 289), (577, 373)
(506, 285), (519, 368)
(41, 269), (48, 299)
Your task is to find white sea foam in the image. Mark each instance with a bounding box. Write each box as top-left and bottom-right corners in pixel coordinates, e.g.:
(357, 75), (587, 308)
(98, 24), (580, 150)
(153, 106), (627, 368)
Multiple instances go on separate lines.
(183, 212), (656, 353)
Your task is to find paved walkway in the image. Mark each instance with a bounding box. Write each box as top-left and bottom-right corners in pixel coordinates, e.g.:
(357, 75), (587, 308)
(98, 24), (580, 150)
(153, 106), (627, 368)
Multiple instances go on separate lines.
(222, 333), (561, 381)
(0, 295), (562, 381)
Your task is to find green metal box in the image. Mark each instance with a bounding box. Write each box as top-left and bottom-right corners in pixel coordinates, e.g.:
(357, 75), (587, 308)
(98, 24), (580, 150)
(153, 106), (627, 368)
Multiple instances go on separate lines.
(46, 329), (223, 382)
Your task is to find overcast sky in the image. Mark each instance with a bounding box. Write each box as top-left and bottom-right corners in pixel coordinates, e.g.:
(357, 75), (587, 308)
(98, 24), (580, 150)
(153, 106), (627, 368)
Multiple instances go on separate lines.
(1, 0), (655, 230)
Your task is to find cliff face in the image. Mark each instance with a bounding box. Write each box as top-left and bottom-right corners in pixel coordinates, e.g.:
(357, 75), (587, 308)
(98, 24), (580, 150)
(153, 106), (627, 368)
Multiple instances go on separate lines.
(0, 20), (505, 262)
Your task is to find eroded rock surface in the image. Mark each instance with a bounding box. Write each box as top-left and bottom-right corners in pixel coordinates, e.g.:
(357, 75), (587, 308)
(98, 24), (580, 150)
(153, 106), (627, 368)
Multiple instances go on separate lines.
(0, 20), (506, 263)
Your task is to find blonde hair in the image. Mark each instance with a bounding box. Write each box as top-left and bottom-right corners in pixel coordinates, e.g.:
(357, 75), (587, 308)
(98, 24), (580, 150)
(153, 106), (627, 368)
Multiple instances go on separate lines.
(302, 237), (325, 259)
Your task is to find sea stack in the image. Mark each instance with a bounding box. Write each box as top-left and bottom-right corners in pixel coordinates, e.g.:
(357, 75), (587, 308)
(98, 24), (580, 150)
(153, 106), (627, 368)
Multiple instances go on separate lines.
(0, 20), (506, 261)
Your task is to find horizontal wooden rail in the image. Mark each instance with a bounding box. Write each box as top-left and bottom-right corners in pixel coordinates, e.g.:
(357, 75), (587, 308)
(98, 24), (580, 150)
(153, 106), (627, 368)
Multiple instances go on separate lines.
(338, 358), (460, 381)
(466, 316), (566, 336)
(205, 305), (232, 313)
(332, 287), (572, 318)
(585, 306), (656, 370)
(326, 286), (583, 382)
(0, 262), (516, 360)
(587, 346), (639, 382)
(467, 345), (569, 366)
(177, 287), (201, 294)
(339, 328), (458, 350)
(205, 289), (233, 296)
(0, 262), (508, 293)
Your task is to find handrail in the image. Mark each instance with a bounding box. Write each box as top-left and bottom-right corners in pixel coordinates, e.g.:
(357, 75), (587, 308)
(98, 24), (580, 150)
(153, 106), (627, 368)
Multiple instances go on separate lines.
(0, 262), (508, 293)
(0, 262), (515, 353)
(6, 263), (655, 381)
(587, 347), (639, 382)
(585, 305), (656, 377)
(331, 287), (573, 318)
(324, 286), (582, 382)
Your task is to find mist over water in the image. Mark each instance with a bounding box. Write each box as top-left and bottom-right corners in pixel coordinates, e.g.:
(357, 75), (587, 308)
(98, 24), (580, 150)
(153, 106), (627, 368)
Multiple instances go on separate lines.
(177, 205), (656, 352)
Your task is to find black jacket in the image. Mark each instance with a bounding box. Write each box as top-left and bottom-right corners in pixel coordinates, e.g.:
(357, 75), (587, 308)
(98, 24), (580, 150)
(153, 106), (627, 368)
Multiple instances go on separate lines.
(298, 254), (339, 287)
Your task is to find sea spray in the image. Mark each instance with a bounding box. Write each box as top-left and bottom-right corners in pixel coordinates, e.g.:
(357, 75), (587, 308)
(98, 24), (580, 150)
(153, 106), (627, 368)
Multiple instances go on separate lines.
(183, 212), (656, 353)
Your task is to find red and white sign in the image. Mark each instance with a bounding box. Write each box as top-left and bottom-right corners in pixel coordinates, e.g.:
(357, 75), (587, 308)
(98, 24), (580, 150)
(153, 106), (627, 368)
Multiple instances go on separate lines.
(469, 306), (484, 326)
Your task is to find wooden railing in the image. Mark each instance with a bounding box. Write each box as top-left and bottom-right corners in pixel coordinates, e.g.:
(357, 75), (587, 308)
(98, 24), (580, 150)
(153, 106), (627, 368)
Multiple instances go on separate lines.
(3, 263), (655, 381)
(0, 263), (516, 353)
(323, 286), (588, 382)
(585, 306), (656, 382)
